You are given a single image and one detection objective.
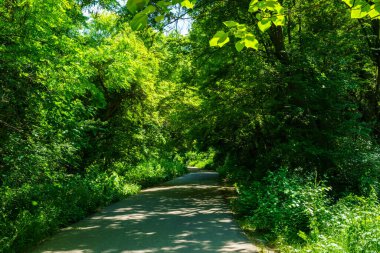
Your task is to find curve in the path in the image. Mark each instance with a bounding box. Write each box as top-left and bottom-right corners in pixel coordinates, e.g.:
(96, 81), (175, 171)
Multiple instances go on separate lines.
(31, 172), (261, 253)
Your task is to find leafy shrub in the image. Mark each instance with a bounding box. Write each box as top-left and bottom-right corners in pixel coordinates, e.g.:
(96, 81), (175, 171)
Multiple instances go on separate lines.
(122, 158), (187, 188)
(235, 168), (331, 242)
(217, 154), (249, 183)
(284, 190), (380, 253)
(232, 168), (380, 252)
(0, 171), (140, 253)
(0, 158), (185, 252)
(185, 149), (215, 169)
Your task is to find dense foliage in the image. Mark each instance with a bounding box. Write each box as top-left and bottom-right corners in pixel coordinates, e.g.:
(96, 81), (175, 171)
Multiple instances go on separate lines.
(0, 0), (187, 251)
(163, 0), (380, 251)
(2, 0), (380, 252)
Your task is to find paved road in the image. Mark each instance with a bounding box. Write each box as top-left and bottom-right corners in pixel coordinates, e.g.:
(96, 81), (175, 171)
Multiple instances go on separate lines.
(31, 171), (261, 253)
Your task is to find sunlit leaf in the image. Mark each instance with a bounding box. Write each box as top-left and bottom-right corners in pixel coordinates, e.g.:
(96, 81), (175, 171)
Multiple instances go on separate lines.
(369, 4), (380, 18)
(258, 19), (272, 32)
(248, 0), (259, 12)
(223, 21), (239, 27)
(272, 15), (285, 26)
(235, 40), (245, 52)
(342, 0), (355, 7)
(237, 24), (247, 31)
(244, 34), (259, 50)
(209, 31), (230, 47)
(275, 4), (285, 14)
(249, 0), (259, 6)
(141, 5), (156, 14)
(351, 1), (371, 18)
(235, 30), (246, 39)
(263, 1), (276, 11)
(249, 5), (259, 12)
(181, 0), (195, 9)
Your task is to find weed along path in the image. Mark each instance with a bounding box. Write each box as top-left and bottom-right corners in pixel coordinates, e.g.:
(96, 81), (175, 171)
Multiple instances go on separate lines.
(31, 171), (261, 253)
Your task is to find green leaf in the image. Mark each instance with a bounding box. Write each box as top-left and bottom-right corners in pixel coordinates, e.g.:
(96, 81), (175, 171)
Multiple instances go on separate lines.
(249, 5), (259, 12)
(141, 5), (156, 14)
(258, 19), (272, 32)
(263, 1), (277, 11)
(130, 13), (148, 31)
(369, 3), (380, 18)
(181, 0), (195, 9)
(248, 0), (259, 12)
(351, 7), (366, 18)
(127, 0), (149, 13)
(342, 0), (355, 7)
(249, 0), (259, 13)
(157, 0), (171, 9)
(235, 40), (245, 52)
(209, 37), (219, 47)
(275, 4), (285, 14)
(237, 24), (247, 31)
(155, 15), (165, 22)
(244, 34), (259, 50)
(223, 21), (239, 28)
(351, 2), (371, 18)
(298, 231), (309, 242)
(272, 15), (285, 26)
(249, 0), (259, 6)
(257, 1), (266, 9)
(209, 31), (230, 47)
(32, 201), (38, 206)
(235, 30), (247, 39)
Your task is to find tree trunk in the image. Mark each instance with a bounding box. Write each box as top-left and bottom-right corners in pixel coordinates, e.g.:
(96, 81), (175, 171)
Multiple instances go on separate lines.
(269, 25), (288, 64)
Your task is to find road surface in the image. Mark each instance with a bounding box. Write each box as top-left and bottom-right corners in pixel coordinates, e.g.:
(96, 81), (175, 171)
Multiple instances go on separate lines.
(31, 171), (262, 253)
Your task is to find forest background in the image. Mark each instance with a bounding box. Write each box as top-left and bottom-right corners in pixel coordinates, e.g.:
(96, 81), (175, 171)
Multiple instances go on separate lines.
(1, 0), (380, 252)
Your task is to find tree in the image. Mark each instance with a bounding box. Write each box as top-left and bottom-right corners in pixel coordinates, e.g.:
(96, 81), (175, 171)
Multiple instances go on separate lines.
(164, 0), (380, 193)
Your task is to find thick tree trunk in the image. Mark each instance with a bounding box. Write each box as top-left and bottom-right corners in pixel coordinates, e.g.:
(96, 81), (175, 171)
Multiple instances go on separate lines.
(269, 25), (289, 64)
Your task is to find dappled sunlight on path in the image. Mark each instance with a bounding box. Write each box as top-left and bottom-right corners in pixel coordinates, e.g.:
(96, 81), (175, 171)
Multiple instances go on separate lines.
(31, 172), (261, 253)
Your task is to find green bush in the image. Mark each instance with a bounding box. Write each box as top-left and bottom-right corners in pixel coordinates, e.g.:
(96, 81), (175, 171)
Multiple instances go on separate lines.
(216, 154), (249, 183)
(122, 158), (187, 188)
(284, 191), (380, 253)
(0, 171), (140, 253)
(185, 149), (215, 169)
(232, 168), (380, 252)
(235, 168), (331, 242)
(0, 158), (186, 252)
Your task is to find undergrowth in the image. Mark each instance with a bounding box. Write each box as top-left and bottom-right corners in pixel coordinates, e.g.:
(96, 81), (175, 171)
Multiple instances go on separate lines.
(0, 158), (186, 252)
(232, 168), (380, 253)
(185, 149), (215, 169)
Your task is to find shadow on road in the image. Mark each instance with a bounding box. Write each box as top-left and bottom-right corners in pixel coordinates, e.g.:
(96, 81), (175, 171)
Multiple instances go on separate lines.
(31, 172), (260, 253)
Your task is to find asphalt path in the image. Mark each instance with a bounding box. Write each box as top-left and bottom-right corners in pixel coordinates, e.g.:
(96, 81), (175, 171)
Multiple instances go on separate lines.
(31, 171), (261, 253)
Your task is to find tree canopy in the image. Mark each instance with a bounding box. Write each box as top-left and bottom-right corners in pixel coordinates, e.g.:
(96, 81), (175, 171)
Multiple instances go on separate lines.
(1, 0), (380, 252)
